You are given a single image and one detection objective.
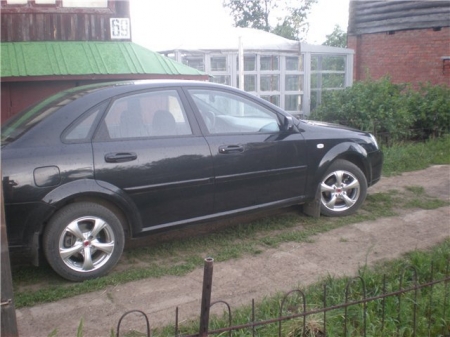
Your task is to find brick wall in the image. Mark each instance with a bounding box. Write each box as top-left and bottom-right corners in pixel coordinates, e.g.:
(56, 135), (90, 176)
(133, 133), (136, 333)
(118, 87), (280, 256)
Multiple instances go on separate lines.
(348, 27), (450, 86)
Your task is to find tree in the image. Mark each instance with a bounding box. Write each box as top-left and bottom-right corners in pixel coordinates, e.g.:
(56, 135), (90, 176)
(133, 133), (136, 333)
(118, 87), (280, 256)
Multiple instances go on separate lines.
(223, 0), (273, 31)
(323, 24), (347, 48)
(223, 0), (317, 40)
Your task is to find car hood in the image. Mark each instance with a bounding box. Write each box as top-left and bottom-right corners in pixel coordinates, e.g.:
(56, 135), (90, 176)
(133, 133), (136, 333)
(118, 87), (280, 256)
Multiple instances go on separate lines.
(298, 119), (362, 133)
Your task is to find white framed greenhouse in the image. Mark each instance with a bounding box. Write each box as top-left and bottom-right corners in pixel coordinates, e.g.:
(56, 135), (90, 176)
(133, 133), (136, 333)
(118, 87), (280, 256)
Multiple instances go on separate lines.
(159, 28), (354, 117)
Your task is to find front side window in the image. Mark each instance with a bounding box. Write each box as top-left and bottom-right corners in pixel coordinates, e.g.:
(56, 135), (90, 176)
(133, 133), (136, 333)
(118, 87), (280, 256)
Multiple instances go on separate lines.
(189, 89), (280, 134)
(97, 90), (192, 140)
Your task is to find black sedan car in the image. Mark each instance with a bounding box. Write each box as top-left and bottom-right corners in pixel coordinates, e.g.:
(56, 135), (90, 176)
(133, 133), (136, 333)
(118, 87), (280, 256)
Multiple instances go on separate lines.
(1, 80), (383, 281)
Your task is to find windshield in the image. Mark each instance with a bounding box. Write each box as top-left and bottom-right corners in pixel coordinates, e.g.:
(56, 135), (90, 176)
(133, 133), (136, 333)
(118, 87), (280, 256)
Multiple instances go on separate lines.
(1, 82), (120, 146)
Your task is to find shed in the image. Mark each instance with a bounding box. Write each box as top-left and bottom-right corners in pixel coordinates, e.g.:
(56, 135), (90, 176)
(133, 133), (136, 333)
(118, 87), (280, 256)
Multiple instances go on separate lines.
(1, 41), (208, 122)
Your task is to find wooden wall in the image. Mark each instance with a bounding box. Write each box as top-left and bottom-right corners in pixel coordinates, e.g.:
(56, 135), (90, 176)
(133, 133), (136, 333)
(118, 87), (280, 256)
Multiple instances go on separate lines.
(0, 0), (130, 42)
(348, 1), (450, 35)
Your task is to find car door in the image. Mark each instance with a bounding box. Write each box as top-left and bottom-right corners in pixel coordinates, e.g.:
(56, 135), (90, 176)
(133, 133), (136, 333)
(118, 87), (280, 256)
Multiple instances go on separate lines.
(185, 87), (307, 213)
(92, 88), (214, 231)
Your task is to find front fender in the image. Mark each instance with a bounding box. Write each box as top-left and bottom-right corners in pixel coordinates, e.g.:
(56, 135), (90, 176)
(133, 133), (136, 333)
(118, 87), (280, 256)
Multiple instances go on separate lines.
(306, 142), (370, 198)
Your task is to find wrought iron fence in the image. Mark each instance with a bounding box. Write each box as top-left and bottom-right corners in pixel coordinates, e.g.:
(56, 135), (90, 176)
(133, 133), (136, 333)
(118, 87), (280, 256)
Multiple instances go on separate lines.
(116, 257), (450, 337)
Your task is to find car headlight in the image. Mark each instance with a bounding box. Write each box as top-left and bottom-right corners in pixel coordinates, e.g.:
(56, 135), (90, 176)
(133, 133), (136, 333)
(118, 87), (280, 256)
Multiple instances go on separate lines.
(369, 133), (379, 150)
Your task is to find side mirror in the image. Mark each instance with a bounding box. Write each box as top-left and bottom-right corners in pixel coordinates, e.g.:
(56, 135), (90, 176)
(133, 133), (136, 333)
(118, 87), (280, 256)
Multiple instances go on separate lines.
(283, 115), (294, 131)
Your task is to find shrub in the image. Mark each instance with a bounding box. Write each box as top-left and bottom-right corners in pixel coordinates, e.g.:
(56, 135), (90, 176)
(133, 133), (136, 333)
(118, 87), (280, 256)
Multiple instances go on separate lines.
(310, 77), (450, 144)
(407, 83), (450, 139)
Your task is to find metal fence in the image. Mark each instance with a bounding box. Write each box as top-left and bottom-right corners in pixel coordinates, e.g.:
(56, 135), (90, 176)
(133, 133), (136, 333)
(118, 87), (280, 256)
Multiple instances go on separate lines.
(116, 257), (450, 337)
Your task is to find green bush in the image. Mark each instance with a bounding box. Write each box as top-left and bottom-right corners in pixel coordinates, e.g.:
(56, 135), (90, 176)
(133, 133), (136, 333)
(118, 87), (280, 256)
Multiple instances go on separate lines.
(310, 77), (450, 144)
(406, 83), (450, 139)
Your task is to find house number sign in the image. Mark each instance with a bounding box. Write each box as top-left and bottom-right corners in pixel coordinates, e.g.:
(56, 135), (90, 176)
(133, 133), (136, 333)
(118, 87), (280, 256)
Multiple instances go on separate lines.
(110, 18), (130, 39)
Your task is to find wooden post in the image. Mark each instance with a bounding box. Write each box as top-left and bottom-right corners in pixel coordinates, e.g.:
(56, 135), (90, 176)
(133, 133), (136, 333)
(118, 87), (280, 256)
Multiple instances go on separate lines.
(199, 257), (214, 337)
(1, 182), (18, 337)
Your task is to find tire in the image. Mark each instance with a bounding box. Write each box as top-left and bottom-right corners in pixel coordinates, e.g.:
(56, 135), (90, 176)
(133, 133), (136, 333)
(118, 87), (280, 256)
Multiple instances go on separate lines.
(320, 160), (368, 217)
(43, 202), (125, 282)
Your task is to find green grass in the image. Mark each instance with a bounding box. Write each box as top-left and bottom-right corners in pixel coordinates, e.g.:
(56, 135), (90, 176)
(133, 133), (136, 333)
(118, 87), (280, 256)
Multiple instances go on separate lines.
(382, 135), (450, 176)
(10, 136), (450, 308)
(154, 239), (450, 337)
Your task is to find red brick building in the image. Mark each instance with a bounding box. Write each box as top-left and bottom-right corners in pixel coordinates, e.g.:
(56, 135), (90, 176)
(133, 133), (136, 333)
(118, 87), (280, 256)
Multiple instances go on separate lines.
(347, 1), (450, 86)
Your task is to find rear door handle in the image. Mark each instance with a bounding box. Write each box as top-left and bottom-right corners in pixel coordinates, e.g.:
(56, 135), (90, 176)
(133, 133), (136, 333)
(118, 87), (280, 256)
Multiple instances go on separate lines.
(104, 152), (137, 163)
(218, 145), (244, 154)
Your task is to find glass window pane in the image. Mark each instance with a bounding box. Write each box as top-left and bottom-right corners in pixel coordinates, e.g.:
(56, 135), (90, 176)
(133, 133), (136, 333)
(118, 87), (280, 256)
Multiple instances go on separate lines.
(237, 75), (256, 92)
(35, 0), (56, 3)
(310, 91), (320, 112)
(64, 105), (103, 141)
(311, 73), (320, 89)
(181, 54), (204, 71)
(322, 74), (346, 89)
(311, 55), (345, 71)
(244, 75), (256, 91)
(210, 75), (230, 85)
(322, 56), (346, 71)
(311, 56), (320, 71)
(237, 55), (256, 71)
(261, 95), (280, 107)
(101, 90), (191, 139)
(211, 56), (227, 71)
(286, 56), (303, 71)
(6, 0), (27, 3)
(285, 95), (302, 112)
(285, 75), (303, 91)
(244, 55), (256, 71)
(189, 89), (280, 134)
(260, 75), (279, 91)
(260, 56), (279, 71)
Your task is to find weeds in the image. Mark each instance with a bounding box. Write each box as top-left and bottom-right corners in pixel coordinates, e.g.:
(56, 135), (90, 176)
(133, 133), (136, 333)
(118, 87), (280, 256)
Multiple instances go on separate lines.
(167, 240), (450, 337)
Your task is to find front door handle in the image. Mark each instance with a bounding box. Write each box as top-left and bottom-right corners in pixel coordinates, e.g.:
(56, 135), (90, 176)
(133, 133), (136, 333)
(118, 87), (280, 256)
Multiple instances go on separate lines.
(218, 145), (244, 154)
(104, 152), (137, 163)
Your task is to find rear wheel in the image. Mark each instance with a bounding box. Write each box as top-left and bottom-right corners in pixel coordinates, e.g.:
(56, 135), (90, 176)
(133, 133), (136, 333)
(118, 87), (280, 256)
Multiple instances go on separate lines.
(320, 160), (367, 217)
(43, 202), (125, 282)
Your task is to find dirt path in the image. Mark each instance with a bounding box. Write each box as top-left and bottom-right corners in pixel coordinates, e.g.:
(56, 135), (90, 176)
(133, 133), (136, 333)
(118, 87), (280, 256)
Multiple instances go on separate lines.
(16, 165), (450, 337)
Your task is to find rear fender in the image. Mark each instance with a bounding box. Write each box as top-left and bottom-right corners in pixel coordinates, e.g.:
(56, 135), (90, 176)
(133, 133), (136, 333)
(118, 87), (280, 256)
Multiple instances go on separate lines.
(41, 179), (143, 236)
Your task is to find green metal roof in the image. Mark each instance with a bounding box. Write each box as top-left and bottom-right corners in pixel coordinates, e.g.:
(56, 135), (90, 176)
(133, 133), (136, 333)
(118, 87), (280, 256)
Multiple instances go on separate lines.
(0, 41), (205, 78)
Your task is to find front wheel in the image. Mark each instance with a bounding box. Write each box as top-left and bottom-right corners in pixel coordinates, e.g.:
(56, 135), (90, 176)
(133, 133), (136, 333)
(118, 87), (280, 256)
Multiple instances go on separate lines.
(320, 160), (368, 217)
(43, 202), (125, 282)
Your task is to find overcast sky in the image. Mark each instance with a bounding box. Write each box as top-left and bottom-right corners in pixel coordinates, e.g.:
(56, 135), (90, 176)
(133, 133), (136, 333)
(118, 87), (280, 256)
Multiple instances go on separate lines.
(130, 0), (350, 51)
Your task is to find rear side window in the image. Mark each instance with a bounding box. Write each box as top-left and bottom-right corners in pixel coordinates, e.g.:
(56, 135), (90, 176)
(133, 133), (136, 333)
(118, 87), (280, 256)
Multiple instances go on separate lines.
(96, 90), (192, 140)
(62, 102), (108, 142)
(1, 82), (117, 145)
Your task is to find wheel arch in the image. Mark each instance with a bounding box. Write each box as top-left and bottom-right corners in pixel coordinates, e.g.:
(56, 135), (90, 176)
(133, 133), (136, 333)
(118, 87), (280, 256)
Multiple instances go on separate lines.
(307, 142), (371, 196)
(41, 179), (143, 237)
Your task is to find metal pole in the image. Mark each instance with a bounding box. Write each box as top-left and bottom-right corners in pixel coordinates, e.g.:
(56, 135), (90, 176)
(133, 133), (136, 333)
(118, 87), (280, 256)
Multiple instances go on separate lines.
(199, 257), (214, 337)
